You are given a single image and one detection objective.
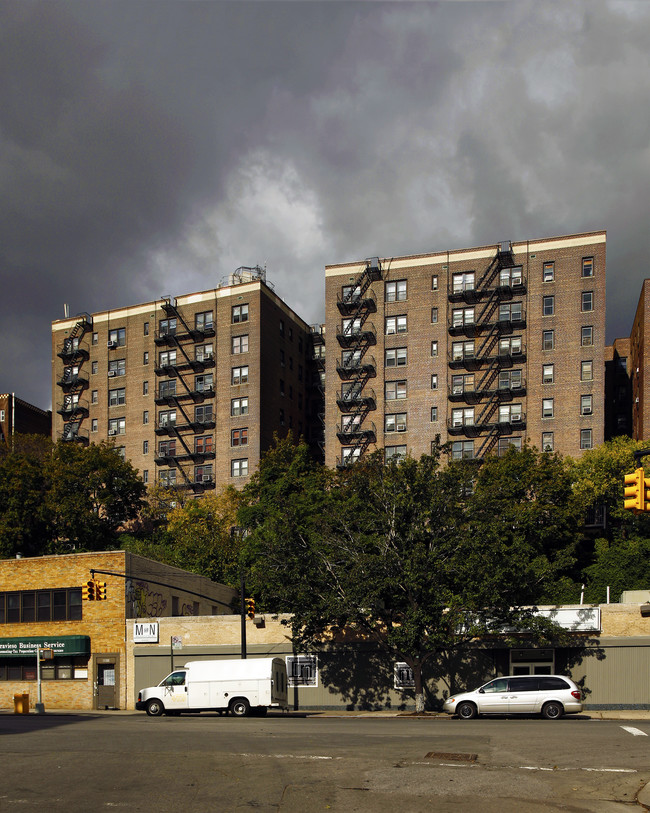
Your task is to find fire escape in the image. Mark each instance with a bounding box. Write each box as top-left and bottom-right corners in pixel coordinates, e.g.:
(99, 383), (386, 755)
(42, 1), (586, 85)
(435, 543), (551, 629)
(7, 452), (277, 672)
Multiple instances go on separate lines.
(335, 258), (382, 466)
(56, 314), (93, 445)
(447, 243), (527, 459)
(309, 325), (326, 460)
(154, 298), (216, 493)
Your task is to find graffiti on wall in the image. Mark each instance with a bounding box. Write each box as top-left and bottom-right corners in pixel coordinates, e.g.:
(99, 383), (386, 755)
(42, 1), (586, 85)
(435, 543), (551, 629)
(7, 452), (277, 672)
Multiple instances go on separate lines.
(126, 580), (168, 618)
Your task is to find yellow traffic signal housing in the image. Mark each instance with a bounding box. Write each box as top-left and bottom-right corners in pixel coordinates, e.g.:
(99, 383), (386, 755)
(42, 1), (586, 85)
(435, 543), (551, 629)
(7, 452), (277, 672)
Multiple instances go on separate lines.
(82, 579), (96, 601)
(245, 598), (255, 619)
(624, 467), (646, 511)
(95, 581), (107, 601)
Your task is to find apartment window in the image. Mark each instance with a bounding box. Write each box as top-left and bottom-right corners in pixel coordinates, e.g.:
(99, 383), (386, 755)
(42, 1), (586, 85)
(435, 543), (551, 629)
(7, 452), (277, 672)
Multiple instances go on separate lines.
(143, 410), (149, 425)
(385, 347), (407, 367)
(581, 326), (594, 347)
(581, 360), (593, 381)
(542, 399), (554, 419)
(451, 374), (474, 394)
(108, 417), (126, 436)
(279, 408), (285, 425)
(143, 352), (149, 365)
(195, 343), (213, 362)
(452, 272), (475, 293)
(543, 364), (554, 384)
(498, 302), (522, 322)
(159, 439), (176, 458)
(159, 470), (176, 487)
(108, 359), (125, 377)
(431, 308), (438, 324)
(91, 361), (98, 375)
(498, 336), (522, 356)
(232, 304), (249, 323)
(385, 413), (407, 433)
(195, 311), (213, 331)
(159, 318), (177, 336)
(279, 349), (285, 368)
(385, 315), (407, 335)
(91, 390), (98, 404)
(158, 409), (177, 428)
(108, 327), (126, 347)
(279, 319), (285, 336)
(431, 341), (438, 357)
(194, 374), (213, 394)
(158, 380), (176, 398)
(542, 432), (554, 452)
(451, 440), (474, 460)
(230, 428), (248, 447)
(452, 307), (474, 326)
(498, 369), (522, 390)
(543, 296), (555, 316)
(342, 317), (362, 338)
(543, 262), (554, 283)
(159, 350), (177, 368)
(142, 470), (148, 484)
(542, 330), (554, 351)
(499, 266), (523, 287)
(231, 366), (249, 385)
(385, 445), (407, 463)
(499, 403), (523, 423)
(582, 257), (594, 277)
(232, 335), (249, 354)
(91, 419), (98, 433)
(431, 275), (438, 291)
(194, 464), (213, 484)
(289, 327), (293, 341)
(452, 407), (474, 427)
(385, 280), (407, 302)
(385, 381), (407, 400)
(92, 333), (98, 345)
(431, 375), (438, 390)
(109, 388), (126, 407)
(430, 406), (438, 422)
(581, 394), (593, 416)
(279, 379), (285, 396)
(143, 440), (149, 455)
(580, 429), (593, 450)
(195, 404), (213, 424)
(452, 341), (474, 360)
(582, 291), (594, 312)
(497, 437), (522, 456)
(144, 322), (149, 336)
(342, 284), (361, 304)
(231, 397), (249, 416)
(143, 381), (149, 396)
(231, 458), (249, 478)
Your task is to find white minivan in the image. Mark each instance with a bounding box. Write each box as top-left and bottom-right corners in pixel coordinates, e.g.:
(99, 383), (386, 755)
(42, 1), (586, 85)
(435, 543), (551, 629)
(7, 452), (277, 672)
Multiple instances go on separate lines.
(443, 674), (583, 720)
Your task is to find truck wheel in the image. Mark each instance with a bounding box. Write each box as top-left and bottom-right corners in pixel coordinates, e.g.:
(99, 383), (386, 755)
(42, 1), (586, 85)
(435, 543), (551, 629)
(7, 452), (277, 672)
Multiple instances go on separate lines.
(229, 698), (250, 717)
(146, 699), (165, 717)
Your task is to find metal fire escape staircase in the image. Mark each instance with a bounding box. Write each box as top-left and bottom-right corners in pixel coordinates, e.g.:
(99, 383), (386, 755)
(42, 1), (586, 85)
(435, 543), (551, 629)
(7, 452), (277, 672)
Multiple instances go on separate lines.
(56, 314), (92, 445)
(447, 242), (527, 460)
(154, 298), (215, 493)
(335, 258), (382, 466)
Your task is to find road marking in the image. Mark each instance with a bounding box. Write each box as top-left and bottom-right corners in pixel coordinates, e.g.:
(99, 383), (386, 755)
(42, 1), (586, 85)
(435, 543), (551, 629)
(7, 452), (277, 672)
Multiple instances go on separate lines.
(621, 725), (647, 737)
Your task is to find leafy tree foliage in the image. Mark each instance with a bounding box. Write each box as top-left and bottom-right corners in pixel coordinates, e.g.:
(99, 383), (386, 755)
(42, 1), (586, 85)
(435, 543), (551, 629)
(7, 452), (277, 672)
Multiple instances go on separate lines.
(240, 439), (577, 711)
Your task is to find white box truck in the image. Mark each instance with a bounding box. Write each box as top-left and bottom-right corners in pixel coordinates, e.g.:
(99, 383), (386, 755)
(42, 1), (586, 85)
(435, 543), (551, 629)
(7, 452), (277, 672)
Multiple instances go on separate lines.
(136, 657), (289, 717)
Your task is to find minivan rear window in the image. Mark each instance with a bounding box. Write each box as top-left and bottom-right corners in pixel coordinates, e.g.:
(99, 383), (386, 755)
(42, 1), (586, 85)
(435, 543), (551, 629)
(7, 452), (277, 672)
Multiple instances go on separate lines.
(538, 677), (569, 691)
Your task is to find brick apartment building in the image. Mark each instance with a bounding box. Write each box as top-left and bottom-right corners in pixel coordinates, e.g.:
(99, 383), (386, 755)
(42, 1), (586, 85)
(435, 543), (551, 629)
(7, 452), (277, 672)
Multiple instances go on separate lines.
(0, 551), (237, 710)
(325, 231), (606, 468)
(51, 268), (319, 493)
(0, 393), (51, 448)
(627, 280), (650, 441)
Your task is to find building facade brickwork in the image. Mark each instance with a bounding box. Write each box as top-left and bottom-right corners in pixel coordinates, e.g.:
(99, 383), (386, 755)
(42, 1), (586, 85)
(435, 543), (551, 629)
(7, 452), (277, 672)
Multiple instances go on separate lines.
(0, 394), (51, 448)
(325, 231), (606, 467)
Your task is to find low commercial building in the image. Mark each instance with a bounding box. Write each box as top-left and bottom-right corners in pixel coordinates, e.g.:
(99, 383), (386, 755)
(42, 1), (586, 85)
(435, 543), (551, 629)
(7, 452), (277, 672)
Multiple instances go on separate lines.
(0, 551), (236, 710)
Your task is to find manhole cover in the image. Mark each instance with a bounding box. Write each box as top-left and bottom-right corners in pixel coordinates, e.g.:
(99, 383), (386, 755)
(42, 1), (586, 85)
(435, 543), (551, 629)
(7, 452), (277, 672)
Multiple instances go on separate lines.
(425, 752), (477, 762)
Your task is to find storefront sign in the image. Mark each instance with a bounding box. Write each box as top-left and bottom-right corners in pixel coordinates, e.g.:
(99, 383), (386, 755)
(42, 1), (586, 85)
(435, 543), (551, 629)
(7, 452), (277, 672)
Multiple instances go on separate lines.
(134, 622), (159, 643)
(0, 635), (90, 657)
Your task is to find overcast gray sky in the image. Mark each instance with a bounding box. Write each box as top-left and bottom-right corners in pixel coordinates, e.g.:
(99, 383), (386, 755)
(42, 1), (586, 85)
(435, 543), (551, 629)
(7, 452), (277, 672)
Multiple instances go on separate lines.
(2, 0), (649, 410)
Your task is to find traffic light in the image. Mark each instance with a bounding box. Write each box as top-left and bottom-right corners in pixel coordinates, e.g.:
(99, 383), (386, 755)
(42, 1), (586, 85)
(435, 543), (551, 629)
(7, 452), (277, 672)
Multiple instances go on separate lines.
(624, 467), (646, 511)
(245, 598), (255, 619)
(95, 580), (107, 601)
(82, 579), (96, 601)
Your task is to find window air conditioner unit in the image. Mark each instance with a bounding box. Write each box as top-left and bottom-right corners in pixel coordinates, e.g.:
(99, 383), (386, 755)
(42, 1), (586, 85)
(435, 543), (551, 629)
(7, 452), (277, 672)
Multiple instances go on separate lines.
(202, 475), (213, 482)
(108, 429), (117, 436)
(107, 341), (116, 348)
(108, 371), (116, 377)
(397, 426), (406, 432)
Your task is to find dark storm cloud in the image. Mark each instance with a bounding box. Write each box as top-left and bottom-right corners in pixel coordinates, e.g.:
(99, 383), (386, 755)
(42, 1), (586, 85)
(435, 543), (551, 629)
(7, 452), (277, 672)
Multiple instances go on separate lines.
(1, 0), (649, 409)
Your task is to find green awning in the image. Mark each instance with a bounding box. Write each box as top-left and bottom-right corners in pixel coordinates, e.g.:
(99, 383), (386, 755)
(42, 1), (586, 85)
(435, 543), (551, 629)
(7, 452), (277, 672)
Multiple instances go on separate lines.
(0, 635), (90, 658)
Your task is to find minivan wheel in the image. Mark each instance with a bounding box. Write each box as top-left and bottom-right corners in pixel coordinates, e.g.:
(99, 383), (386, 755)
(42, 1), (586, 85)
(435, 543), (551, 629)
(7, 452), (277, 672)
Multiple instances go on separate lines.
(229, 698), (250, 717)
(456, 701), (477, 720)
(542, 701), (563, 720)
(146, 699), (165, 717)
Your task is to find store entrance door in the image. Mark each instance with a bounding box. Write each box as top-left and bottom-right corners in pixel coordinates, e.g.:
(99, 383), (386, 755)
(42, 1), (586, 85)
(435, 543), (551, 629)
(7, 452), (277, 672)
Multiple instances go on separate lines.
(95, 654), (119, 709)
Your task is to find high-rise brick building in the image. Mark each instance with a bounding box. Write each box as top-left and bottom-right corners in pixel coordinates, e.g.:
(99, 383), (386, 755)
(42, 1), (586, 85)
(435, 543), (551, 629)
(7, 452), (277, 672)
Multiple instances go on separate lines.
(51, 268), (317, 492)
(0, 393), (51, 448)
(325, 231), (606, 467)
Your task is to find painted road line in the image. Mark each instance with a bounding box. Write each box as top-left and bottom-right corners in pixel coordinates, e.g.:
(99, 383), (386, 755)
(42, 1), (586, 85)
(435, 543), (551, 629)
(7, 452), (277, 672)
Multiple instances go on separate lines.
(621, 725), (647, 737)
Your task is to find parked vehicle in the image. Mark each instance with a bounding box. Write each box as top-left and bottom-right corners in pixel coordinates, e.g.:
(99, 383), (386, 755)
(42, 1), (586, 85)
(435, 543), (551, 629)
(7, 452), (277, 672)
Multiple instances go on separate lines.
(136, 657), (289, 717)
(442, 674), (583, 720)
